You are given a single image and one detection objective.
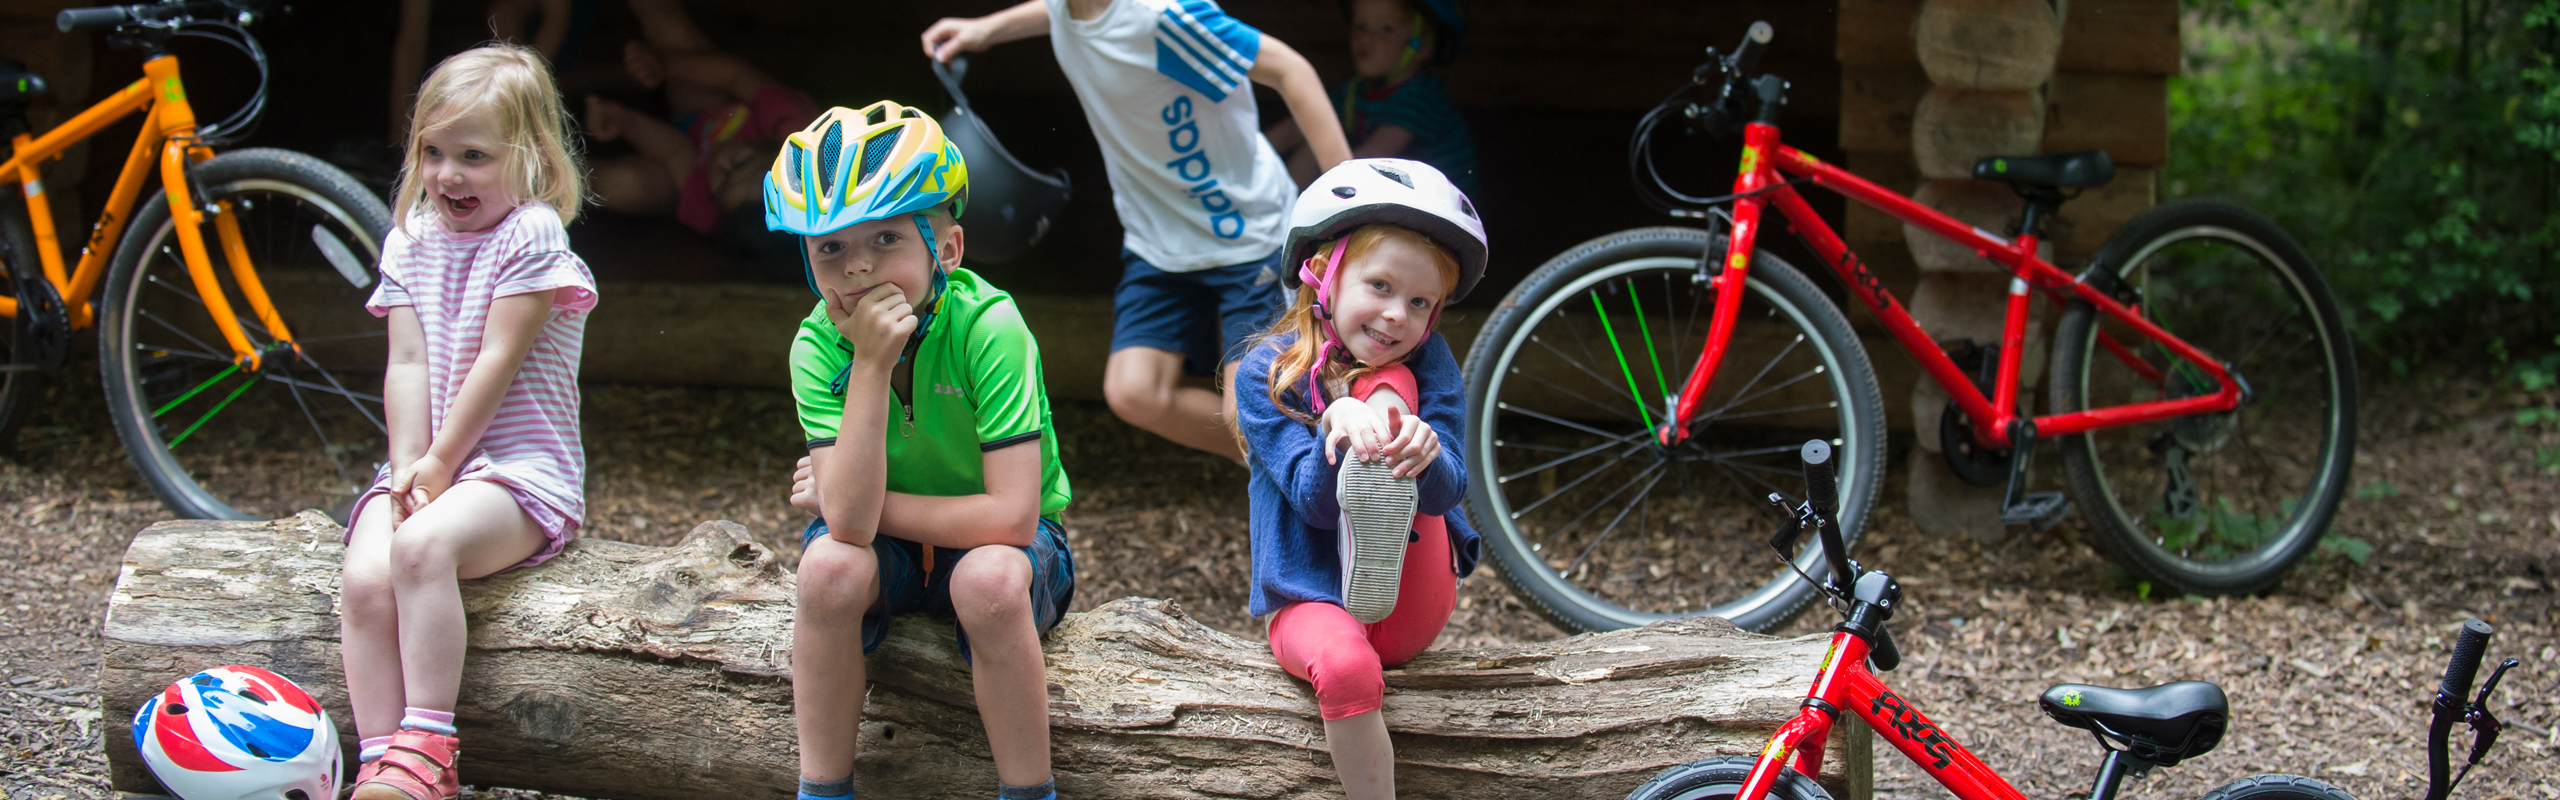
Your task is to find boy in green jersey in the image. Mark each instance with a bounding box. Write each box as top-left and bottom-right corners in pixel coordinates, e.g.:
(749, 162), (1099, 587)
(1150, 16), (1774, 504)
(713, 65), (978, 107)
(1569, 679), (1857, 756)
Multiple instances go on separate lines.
(768, 101), (1074, 800)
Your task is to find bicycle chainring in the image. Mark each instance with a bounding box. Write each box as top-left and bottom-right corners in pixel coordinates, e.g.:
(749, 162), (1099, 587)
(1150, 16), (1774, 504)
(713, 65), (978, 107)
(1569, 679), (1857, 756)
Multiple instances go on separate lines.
(1940, 402), (2009, 487)
(11, 271), (67, 372)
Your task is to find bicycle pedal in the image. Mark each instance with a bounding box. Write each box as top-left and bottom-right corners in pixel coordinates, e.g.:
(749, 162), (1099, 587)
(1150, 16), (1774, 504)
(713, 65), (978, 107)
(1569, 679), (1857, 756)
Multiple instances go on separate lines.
(2000, 492), (2069, 531)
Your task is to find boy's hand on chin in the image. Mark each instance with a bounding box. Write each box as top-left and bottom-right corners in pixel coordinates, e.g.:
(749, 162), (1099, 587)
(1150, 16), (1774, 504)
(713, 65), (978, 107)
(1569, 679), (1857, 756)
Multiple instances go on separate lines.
(824, 283), (919, 365)
(789, 455), (820, 514)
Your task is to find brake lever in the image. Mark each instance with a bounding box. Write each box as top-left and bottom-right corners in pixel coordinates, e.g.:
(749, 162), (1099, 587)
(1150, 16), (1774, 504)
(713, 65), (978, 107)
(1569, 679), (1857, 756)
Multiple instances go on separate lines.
(1766, 492), (1846, 602)
(2465, 658), (2520, 766)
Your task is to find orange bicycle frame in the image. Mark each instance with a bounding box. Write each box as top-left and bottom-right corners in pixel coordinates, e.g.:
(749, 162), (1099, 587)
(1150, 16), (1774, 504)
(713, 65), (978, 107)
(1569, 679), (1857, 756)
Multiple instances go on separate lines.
(0, 52), (285, 368)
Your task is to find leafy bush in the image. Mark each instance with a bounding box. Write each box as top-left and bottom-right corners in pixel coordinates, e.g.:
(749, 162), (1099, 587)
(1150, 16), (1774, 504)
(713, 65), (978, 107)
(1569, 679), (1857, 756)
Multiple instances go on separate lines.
(2169, 0), (2560, 383)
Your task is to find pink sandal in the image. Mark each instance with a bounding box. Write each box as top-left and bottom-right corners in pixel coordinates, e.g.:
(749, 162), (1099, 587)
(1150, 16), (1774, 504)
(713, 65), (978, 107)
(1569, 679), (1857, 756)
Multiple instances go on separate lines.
(350, 729), (460, 800)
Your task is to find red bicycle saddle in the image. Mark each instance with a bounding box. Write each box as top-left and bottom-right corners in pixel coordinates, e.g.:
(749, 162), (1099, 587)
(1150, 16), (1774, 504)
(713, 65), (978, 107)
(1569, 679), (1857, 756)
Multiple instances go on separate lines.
(2038, 680), (2229, 766)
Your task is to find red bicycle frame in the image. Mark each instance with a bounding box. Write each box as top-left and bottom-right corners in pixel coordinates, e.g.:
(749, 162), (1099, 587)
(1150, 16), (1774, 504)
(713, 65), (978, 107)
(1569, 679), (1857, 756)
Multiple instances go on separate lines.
(1736, 628), (2029, 800)
(1663, 122), (2241, 451)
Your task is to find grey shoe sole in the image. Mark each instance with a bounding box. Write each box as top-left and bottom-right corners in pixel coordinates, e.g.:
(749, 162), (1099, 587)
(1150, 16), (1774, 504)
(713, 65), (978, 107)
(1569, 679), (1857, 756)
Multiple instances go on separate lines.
(1337, 457), (1417, 624)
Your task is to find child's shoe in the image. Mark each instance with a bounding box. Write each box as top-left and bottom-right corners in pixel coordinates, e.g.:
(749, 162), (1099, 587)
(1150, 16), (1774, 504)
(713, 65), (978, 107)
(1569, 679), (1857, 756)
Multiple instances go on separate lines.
(1336, 455), (1416, 624)
(350, 729), (460, 800)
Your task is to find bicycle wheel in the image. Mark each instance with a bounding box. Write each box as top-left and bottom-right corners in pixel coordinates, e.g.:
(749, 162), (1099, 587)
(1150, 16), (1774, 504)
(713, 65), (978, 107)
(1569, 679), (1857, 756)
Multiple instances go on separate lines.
(1623, 755), (1833, 800)
(0, 190), (51, 452)
(2196, 774), (2360, 800)
(1462, 227), (1887, 634)
(2050, 200), (2357, 596)
(99, 148), (395, 520)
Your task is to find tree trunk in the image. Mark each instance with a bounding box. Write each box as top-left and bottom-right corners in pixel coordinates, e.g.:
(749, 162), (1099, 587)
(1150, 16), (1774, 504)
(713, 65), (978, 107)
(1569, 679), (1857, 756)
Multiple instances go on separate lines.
(102, 515), (1870, 800)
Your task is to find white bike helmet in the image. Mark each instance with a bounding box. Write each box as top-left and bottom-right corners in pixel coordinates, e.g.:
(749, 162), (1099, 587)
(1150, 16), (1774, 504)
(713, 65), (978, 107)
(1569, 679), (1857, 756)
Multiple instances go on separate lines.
(1283, 158), (1487, 304)
(134, 665), (341, 800)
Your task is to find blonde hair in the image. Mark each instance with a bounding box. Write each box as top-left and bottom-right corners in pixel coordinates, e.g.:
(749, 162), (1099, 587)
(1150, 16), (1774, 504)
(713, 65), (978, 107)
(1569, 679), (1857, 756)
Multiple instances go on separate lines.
(1248, 224), (1461, 427)
(391, 44), (585, 227)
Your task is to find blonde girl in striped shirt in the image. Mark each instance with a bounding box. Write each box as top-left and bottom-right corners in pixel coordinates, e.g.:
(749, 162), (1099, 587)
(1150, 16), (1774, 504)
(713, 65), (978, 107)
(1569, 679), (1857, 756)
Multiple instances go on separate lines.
(339, 43), (595, 800)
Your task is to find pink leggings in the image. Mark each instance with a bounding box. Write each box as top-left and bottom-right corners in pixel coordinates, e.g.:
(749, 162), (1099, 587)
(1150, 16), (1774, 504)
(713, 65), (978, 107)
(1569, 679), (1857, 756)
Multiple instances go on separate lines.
(1267, 364), (1456, 721)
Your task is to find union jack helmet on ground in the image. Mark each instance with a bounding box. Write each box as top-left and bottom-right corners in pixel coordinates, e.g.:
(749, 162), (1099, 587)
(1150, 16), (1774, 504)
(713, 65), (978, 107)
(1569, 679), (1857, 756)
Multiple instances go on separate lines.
(133, 665), (340, 800)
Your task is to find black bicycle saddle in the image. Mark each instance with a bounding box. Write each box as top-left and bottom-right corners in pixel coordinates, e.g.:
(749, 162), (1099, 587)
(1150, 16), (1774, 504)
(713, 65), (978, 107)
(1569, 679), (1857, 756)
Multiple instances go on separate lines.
(1973, 150), (2115, 189)
(2039, 680), (2228, 766)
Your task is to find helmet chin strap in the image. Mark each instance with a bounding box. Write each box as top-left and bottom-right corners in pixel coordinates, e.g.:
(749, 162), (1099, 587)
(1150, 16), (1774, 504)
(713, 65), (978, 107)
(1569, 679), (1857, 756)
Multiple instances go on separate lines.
(1296, 233), (1448, 414)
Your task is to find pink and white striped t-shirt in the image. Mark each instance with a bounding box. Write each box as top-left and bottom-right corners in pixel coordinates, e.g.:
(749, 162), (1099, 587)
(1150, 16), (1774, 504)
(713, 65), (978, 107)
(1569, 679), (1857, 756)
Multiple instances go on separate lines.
(364, 202), (597, 529)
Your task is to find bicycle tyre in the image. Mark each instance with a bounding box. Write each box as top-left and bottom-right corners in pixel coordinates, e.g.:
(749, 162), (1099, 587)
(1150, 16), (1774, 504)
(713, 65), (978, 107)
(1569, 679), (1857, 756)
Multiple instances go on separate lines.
(2196, 774), (2361, 800)
(99, 147), (395, 520)
(1623, 755), (1833, 800)
(0, 190), (51, 454)
(2050, 200), (2357, 596)
(1462, 226), (1886, 634)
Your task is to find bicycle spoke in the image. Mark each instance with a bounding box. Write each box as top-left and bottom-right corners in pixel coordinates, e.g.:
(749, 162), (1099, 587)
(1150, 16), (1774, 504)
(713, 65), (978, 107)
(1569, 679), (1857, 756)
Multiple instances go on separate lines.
(1690, 334), (1804, 424)
(137, 307), (227, 359)
(1566, 464), (1672, 574)
(1699, 364), (1826, 423)
(290, 330), (388, 345)
(1710, 455), (1797, 506)
(1521, 368), (1646, 424)
(154, 362), (244, 418)
(1702, 400), (1840, 422)
(166, 372), (260, 448)
(1589, 292), (1660, 429)
(1531, 331), (1642, 414)
(133, 343), (231, 363)
(1626, 279), (1673, 408)
(1509, 438), (1655, 520)
(280, 371), (355, 487)
(1498, 401), (1634, 441)
(1538, 457), (1665, 551)
(1500, 428), (1652, 485)
(260, 372), (385, 405)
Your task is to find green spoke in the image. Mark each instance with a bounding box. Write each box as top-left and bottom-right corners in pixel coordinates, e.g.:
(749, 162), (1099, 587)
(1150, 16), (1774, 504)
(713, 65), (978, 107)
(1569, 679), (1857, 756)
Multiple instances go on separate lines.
(153, 361), (243, 418)
(1589, 291), (1658, 431)
(1627, 280), (1672, 412)
(167, 371), (259, 448)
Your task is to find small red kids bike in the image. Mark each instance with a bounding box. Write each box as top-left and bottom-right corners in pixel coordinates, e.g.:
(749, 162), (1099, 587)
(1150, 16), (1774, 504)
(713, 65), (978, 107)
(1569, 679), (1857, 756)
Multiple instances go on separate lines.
(1463, 22), (2358, 633)
(1622, 439), (2519, 800)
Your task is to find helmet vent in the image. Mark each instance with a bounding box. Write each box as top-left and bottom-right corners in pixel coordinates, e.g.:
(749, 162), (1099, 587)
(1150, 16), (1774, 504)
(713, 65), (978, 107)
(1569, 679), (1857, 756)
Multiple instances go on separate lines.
(818, 122), (845, 195)
(1460, 195), (1478, 219)
(786, 147), (805, 194)
(858, 129), (903, 185)
(1369, 163), (1413, 188)
(901, 107), (921, 119)
(1331, 186), (1357, 198)
(866, 105), (889, 125)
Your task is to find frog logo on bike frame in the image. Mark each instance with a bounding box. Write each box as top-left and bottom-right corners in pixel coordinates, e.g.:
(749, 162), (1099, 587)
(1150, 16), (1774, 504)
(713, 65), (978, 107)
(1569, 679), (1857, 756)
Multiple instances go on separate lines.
(2059, 689), (2082, 706)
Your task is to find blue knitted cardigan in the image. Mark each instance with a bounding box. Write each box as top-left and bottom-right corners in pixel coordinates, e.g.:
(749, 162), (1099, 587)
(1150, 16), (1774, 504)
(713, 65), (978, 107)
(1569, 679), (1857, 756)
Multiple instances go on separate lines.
(1237, 332), (1483, 617)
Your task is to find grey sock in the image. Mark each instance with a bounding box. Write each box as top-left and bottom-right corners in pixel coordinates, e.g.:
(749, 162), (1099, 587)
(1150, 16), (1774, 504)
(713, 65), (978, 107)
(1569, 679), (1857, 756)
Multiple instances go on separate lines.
(800, 775), (855, 799)
(998, 777), (1055, 800)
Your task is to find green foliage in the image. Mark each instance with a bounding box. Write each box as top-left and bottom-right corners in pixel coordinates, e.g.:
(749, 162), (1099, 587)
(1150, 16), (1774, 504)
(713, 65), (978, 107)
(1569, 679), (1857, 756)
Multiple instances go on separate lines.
(2354, 478), (2403, 498)
(2171, 0), (2560, 380)
(2319, 534), (2376, 564)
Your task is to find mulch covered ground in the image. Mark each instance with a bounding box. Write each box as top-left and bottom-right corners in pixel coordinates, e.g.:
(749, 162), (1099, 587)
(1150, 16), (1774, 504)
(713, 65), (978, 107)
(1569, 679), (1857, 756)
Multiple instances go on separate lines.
(1, 366), (2552, 800)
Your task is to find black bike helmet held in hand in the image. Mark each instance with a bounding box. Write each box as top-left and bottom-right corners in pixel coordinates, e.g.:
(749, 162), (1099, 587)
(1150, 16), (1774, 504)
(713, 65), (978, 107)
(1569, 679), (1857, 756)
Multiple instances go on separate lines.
(932, 55), (1071, 265)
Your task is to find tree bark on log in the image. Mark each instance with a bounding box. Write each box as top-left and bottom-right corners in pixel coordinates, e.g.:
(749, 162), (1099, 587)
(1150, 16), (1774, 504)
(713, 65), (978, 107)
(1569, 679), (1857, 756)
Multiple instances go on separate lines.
(1913, 0), (2060, 89)
(102, 515), (1869, 800)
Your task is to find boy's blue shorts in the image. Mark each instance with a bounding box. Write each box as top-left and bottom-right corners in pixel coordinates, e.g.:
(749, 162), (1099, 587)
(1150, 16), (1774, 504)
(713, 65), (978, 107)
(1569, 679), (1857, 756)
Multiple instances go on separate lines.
(800, 517), (1076, 662)
(1111, 247), (1288, 377)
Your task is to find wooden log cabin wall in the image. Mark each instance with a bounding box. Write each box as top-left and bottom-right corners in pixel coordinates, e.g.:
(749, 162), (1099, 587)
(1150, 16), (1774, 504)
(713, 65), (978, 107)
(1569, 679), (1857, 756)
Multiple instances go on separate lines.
(1838, 0), (2175, 539)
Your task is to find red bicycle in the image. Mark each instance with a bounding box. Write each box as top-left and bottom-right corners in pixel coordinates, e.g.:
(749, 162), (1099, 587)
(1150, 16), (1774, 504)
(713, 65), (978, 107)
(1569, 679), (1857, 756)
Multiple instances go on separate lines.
(1461, 22), (2357, 633)
(1622, 439), (2516, 800)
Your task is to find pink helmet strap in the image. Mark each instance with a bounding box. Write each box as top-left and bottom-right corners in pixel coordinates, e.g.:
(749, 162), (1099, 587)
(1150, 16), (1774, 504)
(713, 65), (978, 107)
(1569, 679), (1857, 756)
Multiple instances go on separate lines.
(1302, 235), (1351, 413)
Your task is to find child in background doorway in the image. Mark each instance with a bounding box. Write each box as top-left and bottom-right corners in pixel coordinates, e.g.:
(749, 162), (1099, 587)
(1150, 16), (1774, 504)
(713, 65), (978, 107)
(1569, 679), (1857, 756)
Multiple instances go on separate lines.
(1267, 0), (1477, 191)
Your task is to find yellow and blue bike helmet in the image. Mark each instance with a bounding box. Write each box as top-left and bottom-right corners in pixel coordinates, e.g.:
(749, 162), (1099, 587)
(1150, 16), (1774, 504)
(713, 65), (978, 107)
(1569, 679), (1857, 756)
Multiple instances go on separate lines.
(763, 101), (971, 299)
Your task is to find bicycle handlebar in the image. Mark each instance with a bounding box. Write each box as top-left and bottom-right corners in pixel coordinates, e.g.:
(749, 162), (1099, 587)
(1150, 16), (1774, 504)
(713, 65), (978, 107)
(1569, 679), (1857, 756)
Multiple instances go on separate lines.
(1729, 21), (1773, 77)
(57, 0), (247, 33)
(1798, 440), (1855, 588)
(2439, 618), (2493, 702)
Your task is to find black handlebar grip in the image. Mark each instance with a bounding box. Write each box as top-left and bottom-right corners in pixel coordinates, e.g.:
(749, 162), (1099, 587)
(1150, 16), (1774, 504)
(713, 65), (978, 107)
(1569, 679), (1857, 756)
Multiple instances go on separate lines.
(57, 5), (135, 32)
(1731, 21), (1774, 75)
(1799, 439), (1836, 516)
(2440, 619), (2494, 701)
(1869, 620), (1902, 672)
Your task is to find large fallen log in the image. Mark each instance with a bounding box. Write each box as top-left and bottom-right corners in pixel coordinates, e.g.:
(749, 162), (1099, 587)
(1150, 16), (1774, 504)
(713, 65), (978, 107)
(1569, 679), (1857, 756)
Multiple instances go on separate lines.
(101, 515), (1870, 800)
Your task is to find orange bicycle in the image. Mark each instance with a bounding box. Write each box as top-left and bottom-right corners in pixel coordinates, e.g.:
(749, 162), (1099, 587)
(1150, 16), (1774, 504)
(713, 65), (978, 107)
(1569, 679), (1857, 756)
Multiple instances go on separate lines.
(0, 0), (394, 519)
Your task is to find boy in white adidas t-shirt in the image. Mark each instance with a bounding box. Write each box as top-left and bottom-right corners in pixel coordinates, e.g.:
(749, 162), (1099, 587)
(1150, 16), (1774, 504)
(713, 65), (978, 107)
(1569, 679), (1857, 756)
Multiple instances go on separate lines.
(924, 0), (1350, 462)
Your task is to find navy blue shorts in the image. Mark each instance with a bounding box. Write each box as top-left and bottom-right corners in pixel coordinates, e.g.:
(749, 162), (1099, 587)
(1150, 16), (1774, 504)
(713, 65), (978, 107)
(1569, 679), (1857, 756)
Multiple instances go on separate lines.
(800, 517), (1076, 663)
(1110, 247), (1288, 377)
